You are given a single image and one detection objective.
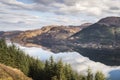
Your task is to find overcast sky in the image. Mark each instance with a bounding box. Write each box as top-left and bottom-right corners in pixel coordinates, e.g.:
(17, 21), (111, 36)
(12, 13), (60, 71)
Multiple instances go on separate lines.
(0, 0), (120, 31)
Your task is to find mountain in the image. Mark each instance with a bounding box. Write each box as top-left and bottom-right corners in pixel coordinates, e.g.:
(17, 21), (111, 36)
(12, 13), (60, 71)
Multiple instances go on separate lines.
(0, 31), (22, 39)
(0, 64), (32, 80)
(1, 17), (120, 66)
(70, 17), (120, 48)
(12, 25), (80, 42)
(0, 31), (4, 38)
(69, 17), (120, 65)
(98, 17), (120, 26)
(10, 24), (91, 52)
(0, 25), (90, 52)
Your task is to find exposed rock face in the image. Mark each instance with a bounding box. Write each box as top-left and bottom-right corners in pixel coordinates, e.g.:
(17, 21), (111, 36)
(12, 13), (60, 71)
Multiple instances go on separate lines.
(0, 64), (32, 80)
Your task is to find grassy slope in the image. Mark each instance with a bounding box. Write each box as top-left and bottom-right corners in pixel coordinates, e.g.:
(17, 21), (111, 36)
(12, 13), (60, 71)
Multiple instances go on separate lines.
(0, 63), (32, 80)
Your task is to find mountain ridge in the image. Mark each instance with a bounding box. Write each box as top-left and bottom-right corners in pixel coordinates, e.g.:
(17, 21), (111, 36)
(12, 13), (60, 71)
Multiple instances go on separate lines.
(68, 16), (120, 65)
(98, 16), (120, 27)
(1, 16), (120, 65)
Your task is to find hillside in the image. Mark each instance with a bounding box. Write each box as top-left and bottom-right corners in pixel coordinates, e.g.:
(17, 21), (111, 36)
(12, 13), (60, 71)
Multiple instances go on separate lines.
(0, 24), (91, 52)
(69, 17), (120, 65)
(0, 64), (32, 80)
(71, 17), (120, 48)
(0, 31), (22, 39)
(1, 17), (120, 65)
(8, 24), (90, 52)
(11, 25), (81, 45)
(0, 40), (105, 80)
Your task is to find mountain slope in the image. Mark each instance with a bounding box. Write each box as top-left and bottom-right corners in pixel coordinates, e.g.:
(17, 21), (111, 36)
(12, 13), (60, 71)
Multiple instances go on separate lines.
(0, 40), (105, 80)
(10, 25), (89, 52)
(11, 25), (81, 44)
(69, 17), (120, 65)
(0, 31), (22, 39)
(0, 24), (91, 52)
(70, 17), (120, 48)
(98, 16), (120, 26)
(0, 64), (32, 80)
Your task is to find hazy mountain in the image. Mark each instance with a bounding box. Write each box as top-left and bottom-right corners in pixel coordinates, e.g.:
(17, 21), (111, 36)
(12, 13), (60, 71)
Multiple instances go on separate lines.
(0, 31), (22, 39)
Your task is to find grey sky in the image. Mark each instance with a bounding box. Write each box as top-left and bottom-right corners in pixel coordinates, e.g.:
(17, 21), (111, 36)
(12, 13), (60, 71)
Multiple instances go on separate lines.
(0, 0), (120, 31)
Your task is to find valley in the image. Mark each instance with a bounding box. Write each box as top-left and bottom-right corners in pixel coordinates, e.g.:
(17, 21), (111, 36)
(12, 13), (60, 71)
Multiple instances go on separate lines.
(1, 17), (120, 66)
(1, 0), (120, 80)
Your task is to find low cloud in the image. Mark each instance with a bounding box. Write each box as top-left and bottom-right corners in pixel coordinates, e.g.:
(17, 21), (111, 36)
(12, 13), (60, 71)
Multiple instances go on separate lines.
(11, 43), (120, 80)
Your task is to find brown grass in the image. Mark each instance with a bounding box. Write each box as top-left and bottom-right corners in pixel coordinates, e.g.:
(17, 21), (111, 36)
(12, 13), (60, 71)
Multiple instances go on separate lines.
(0, 63), (32, 80)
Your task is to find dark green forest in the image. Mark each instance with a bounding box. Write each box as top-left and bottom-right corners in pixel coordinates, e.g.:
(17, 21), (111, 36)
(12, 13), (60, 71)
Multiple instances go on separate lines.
(0, 39), (106, 80)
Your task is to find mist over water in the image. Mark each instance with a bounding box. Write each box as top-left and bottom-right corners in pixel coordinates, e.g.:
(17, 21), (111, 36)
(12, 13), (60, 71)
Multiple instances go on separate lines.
(8, 43), (120, 80)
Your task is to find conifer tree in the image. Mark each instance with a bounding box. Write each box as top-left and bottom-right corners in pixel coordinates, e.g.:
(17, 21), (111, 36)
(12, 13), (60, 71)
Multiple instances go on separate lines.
(0, 39), (107, 80)
(51, 76), (58, 80)
(95, 71), (105, 80)
(87, 68), (93, 80)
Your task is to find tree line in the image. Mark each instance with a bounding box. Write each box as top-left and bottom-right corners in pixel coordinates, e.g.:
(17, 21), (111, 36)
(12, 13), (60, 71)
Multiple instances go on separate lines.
(0, 39), (106, 80)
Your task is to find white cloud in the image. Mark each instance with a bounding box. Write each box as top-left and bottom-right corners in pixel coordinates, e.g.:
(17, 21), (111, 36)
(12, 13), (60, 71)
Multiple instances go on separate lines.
(10, 42), (120, 80)
(1, 0), (120, 16)
(0, 0), (120, 31)
(0, 0), (44, 31)
(0, 9), (42, 31)
(30, 0), (120, 16)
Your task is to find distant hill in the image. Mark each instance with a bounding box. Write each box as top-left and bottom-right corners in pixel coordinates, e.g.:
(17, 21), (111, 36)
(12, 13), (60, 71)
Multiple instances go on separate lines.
(1, 17), (120, 66)
(70, 17), (120, 48)
(0, 64), (32, 80)
(8, 24), (90, 52)
(11, 25), (80, 44)
(69, 17), (120, 65)
(0, 31), (4, 38)
(98, 17), (120, 26)
(0, 31), (22, 39)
